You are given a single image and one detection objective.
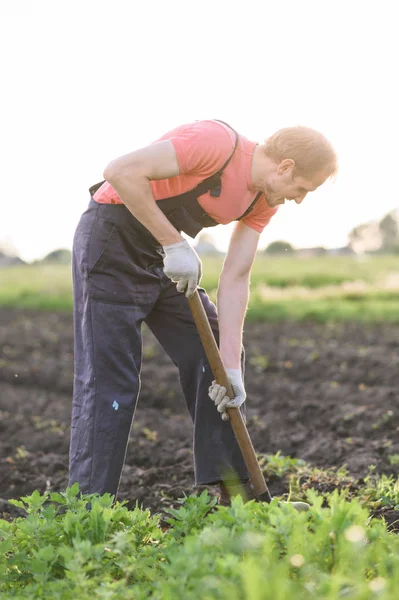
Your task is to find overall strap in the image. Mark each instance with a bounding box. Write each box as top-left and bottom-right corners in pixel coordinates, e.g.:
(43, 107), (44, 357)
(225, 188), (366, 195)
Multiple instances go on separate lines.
(208, 120), (240, 196)
(157, 120), (240, 211)
(89, 180), (106, 197)
(215, 122), (263, 219)
(237, 191), (263, 221)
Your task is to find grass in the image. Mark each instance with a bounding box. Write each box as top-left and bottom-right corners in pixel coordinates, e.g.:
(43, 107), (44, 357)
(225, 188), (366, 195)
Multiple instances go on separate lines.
(1, 254), (399, 322)
(204, 253), (399, 290)
(0, 264), (73, 311)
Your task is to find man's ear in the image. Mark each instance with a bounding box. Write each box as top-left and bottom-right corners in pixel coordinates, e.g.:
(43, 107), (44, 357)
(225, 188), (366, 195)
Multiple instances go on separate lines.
(277, 158), (295, 175)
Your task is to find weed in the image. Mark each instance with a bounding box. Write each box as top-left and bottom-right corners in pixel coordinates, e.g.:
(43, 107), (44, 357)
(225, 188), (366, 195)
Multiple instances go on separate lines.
(141, 428), (158, 442)
(3, 473), (399, 598)
(371, 410), (394, 430)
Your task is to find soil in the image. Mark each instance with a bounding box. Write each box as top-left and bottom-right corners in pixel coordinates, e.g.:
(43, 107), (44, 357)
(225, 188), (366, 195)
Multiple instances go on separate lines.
(1, 308), (399, 526)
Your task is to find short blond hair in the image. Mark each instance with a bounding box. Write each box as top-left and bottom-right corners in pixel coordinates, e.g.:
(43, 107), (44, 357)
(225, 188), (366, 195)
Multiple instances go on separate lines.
(263, 126), (338, 178)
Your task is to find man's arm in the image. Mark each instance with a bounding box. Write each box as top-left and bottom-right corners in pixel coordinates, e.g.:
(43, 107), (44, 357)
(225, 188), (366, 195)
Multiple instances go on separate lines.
(217, 221), (260, 368)
(104, 140), (202, 296)
(103, 140), (183, 246)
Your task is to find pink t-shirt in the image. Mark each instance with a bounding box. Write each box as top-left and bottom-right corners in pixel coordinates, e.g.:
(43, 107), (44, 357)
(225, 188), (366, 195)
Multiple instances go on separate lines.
(93, 120), (278, 233)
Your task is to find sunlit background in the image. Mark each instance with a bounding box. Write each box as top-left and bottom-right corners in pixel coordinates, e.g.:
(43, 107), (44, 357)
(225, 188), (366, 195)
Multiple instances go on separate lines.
(1, 0), (398, 262)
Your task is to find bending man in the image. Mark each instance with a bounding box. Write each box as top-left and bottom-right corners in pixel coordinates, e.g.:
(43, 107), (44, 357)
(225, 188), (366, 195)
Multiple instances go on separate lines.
(69, 119), (337, 504)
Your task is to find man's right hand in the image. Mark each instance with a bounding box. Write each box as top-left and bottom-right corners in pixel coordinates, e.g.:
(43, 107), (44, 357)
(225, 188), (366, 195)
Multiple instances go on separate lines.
(208, 368), (246, 421)
(162, 240), (202, 298)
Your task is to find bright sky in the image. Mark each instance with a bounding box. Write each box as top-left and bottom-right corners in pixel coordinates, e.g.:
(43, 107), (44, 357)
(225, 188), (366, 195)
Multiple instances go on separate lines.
(1, 0), (398, 261)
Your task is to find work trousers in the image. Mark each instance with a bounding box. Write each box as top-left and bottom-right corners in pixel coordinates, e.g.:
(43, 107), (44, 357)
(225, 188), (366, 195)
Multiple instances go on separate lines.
(69, 198), (248, 498)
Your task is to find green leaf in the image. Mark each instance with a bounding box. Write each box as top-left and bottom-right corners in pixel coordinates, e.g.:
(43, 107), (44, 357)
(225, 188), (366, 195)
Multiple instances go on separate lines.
(0, 519), (13, 532)
(50, 492), (66, 504)
(8, 499), (26, 509)
(31, 558), (49, 574)
(38, 545), (56, 561)
(0, 539), (13, 553)
(67, 483), (80, 497)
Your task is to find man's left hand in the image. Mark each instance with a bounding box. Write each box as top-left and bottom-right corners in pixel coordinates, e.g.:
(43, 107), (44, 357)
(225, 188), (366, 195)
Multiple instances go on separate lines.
(208, 368), (246, 421)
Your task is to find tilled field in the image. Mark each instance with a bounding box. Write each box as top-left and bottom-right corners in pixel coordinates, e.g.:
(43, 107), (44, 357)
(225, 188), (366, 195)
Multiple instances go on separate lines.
(1, 308), (398, 520)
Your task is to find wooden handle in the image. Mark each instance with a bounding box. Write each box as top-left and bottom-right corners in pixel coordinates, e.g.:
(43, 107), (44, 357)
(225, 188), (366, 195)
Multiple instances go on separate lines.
(188, 290), (271, 499)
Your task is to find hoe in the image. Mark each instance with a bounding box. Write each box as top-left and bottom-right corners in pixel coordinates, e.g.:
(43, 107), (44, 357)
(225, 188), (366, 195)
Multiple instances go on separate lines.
(188, 290), (309, 511)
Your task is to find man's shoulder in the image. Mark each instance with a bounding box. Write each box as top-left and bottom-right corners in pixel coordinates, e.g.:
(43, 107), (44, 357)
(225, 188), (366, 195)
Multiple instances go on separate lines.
(157, 119), (236, 145)
(194, 119), (237, 144)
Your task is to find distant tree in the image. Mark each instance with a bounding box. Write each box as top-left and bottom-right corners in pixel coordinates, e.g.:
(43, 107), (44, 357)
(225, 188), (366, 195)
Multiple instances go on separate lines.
(348, 209), (399, 253)
(194, 232), (221, 256)
(41, 248), (72, 264)
(264, 240), (295, 255)
(348, 221), (382, 253)
(0, 237), (18, 257)
(0, 237), (25, 266)
(296, 246), (328, 257)
(0, 252), (25, 267)
(379, 210), (398, 250)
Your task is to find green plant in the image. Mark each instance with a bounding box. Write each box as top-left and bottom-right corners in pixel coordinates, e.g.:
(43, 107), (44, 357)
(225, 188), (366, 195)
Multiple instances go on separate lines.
(388, 454), (399, 466)
(360, 471), (399, 509)
(3, 482), (399, 598)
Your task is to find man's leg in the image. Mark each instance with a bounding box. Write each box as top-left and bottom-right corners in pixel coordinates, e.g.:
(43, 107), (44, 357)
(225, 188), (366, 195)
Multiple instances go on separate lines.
(69, 206), (160, 498)
(145, 280), (249, 486)
(69, 299), (149, 498)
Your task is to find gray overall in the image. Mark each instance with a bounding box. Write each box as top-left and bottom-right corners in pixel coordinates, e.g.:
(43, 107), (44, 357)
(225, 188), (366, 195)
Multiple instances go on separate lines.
(69, 122), (262, 498)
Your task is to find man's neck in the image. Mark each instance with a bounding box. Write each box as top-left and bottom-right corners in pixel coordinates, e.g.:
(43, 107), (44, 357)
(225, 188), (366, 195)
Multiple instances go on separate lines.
(251, 146), (275, 191)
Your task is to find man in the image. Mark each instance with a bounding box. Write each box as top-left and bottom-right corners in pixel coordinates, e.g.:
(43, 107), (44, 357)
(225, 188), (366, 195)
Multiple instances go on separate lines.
(69, 119), (337, 505)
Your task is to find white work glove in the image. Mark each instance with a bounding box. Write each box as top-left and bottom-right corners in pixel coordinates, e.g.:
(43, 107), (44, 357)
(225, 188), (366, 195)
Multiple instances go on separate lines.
(162, 240), (202, 298)
(208, 368), (246, 421)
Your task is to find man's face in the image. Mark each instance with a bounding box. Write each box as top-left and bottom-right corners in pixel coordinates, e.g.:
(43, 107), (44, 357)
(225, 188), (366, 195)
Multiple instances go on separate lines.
(264, 162), (329, 208)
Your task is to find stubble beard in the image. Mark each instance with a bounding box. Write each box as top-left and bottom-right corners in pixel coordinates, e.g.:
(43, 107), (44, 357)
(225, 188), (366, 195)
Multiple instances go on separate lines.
(264, 183), (284, 208)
